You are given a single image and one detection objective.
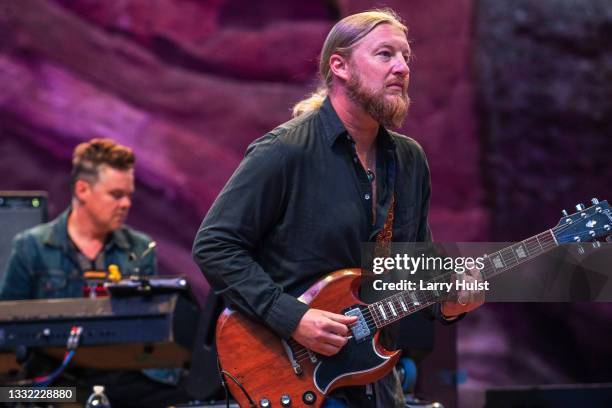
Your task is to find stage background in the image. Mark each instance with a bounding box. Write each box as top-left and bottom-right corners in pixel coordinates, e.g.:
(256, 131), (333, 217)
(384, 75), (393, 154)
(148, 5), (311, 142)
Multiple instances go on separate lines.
(0, 1), (610, 407)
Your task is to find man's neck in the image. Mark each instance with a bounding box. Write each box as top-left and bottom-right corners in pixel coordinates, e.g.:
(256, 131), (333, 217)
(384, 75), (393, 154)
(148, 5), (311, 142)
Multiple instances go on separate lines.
(329, 90), (379, 155)
(67, 204), (108, 259)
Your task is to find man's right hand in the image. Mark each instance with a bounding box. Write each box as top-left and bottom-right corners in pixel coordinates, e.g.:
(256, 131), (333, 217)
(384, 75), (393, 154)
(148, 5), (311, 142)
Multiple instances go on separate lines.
(292, 308), (358, 356)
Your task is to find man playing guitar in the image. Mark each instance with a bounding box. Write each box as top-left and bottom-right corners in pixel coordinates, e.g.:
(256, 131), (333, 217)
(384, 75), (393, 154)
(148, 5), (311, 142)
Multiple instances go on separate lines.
(193, 9), (484, 407)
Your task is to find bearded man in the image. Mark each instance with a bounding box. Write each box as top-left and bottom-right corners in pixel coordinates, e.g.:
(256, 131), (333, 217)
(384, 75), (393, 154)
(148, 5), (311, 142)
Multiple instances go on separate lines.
(193, 9), (483, 407)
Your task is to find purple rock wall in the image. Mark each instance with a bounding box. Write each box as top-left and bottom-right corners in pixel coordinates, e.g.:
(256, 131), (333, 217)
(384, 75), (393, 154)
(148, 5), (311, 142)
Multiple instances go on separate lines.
(461, 0), (612, 406)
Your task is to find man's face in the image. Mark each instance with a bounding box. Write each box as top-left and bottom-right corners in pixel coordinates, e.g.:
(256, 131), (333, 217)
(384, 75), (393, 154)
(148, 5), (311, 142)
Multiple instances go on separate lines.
(78, 165), (134, 234)
(344, 23), (411, 129)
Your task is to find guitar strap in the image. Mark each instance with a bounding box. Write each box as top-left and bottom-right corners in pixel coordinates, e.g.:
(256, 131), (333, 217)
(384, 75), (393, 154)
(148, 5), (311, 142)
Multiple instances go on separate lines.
(371, 193), (397, 405)
(374, 193), (395, 256)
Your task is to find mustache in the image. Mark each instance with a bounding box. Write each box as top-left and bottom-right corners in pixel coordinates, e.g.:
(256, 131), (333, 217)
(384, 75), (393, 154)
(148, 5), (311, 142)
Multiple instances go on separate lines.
(385, 80), (408, 88)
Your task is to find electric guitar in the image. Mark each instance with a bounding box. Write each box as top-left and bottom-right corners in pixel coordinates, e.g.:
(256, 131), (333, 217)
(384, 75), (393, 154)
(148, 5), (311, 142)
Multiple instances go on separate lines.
(216, 199), (611, 408)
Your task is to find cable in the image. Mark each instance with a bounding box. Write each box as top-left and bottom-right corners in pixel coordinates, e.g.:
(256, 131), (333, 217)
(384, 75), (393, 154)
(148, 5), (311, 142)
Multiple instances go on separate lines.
(33, 350), (76, 387)
(217, 356), (230, 408)
(31, 326), (82, 387)
(217, 356), (256, 408)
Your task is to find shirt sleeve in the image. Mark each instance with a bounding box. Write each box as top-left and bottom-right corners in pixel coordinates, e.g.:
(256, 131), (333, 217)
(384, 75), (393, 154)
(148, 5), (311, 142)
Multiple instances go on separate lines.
(192, 134), (309, 339)
(0, 234), (34, 300)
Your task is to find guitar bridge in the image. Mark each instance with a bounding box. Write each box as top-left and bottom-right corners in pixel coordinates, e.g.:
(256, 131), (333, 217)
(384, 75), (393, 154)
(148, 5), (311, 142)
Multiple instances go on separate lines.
(345, 307), (370, 341)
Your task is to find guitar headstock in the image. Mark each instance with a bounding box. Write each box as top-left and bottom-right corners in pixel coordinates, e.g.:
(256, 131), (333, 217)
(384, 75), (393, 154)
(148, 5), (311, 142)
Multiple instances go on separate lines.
(552, 198), (611, 245)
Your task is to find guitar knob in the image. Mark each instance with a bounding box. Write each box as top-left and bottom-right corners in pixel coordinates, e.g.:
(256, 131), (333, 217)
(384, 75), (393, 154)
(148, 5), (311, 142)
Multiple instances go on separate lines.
(259, 398), (271, 408)
(577, 246), (585, 255)
(593, 241), (601, 249)
(280, 395), (291, 407)
(302, 391), (317, 405)
(591, 198), (599, 205)
(561, 210), (569, 217)
(576, 204), (585, 211)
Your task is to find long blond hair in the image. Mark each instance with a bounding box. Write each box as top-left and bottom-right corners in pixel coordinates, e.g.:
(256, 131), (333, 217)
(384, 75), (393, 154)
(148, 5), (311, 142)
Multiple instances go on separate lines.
(292, 9), (407, 117)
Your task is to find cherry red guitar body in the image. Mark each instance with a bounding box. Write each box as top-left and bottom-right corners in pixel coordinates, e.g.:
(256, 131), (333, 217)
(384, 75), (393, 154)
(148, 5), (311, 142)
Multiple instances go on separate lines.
(216, 269), (400, 408)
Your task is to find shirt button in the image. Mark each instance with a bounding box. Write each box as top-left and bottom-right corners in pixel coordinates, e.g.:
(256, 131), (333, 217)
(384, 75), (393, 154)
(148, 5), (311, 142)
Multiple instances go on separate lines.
(353, 157), (358, 163)
(365, 194), (371, 200)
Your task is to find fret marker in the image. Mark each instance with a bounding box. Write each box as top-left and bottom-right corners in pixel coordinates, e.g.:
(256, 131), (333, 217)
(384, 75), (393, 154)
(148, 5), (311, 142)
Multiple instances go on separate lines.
(378, 304), (387, 320)
(388, 302), (397, 317)
(409, 292), (420, 306)
(493, 256), (504, 269)
(400, 299), (408, 311)
(515, 245), (527, 258)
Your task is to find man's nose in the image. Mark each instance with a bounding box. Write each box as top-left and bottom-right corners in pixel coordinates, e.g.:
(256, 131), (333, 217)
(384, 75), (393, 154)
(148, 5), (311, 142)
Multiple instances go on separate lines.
(393, 56), (410, 77)
(120, 196), (131, 208)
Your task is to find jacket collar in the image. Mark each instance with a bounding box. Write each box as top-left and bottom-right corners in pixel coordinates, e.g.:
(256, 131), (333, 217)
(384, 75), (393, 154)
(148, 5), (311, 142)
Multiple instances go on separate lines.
(43, 207), (130, 251)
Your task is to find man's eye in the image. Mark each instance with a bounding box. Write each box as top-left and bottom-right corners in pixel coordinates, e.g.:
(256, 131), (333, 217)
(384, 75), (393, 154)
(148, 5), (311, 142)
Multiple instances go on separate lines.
(378, 50), (392, 58)
(110, 192), (124, 199)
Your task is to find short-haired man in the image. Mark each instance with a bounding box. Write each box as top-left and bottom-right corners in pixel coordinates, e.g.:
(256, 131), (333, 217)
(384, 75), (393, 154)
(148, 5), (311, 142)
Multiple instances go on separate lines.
(193, 9), (484, 407)
(0, 138), (188, 407)
(0, 138), (154, 300)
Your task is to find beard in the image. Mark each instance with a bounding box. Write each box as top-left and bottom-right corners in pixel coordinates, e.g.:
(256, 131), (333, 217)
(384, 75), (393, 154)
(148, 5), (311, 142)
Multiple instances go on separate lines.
(345, 68), (410, 130)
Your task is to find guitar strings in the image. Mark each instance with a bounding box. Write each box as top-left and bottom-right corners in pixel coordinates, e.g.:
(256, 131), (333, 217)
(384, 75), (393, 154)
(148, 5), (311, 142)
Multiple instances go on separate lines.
(308, 235), (566, 338)
(290, 220), (601, 362)
(295, 233), (566, 354)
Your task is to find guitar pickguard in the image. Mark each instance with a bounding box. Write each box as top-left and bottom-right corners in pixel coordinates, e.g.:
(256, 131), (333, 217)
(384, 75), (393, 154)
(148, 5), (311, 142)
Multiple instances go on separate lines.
(313, 335), (388, 394)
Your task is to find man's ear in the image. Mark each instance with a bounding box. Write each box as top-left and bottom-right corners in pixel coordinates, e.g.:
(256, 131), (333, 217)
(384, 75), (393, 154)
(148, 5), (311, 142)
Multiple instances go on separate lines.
(74, 179), (91, 202)
(329, 53), (350, 82)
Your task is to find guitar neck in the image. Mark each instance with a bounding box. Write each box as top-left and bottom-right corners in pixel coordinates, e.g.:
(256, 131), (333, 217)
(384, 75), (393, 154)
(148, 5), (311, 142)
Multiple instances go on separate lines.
(367, 229), (559, 329)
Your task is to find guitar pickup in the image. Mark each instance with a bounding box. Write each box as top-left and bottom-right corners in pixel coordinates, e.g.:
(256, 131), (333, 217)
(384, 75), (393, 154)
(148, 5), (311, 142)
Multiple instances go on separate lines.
(345, 307), (370, 342)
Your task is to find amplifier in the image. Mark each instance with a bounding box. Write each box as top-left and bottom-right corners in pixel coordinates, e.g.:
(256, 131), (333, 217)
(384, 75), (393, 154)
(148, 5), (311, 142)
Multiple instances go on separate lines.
(0, 191), (47, 282)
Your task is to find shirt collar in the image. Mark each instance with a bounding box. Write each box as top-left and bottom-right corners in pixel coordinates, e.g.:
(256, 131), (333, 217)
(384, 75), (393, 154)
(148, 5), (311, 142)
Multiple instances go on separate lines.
(318, 96), (348, 146)
(318, 96), (397, 151)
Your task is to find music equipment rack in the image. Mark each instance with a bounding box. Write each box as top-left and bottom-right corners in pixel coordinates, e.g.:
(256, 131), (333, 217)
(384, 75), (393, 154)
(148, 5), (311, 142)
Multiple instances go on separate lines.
(0, 293), (199, 371)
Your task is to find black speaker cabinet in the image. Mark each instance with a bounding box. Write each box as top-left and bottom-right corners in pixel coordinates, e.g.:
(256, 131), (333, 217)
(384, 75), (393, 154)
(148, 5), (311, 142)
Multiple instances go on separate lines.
(0, 191), (48, 282)
(486, 383), (612, 408)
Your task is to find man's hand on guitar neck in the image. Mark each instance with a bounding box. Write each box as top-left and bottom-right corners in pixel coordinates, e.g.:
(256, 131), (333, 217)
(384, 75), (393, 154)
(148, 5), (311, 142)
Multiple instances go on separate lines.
(292, 309), (358, 356)
(441, 267), (486, 320)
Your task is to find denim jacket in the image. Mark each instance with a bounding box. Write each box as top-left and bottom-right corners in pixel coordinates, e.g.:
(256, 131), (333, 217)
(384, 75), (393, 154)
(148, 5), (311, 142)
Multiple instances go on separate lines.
(0, 208), (156, 300)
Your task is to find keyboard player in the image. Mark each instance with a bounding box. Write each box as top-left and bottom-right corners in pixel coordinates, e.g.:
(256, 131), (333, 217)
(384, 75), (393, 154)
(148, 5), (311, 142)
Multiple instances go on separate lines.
(0, 138), (190, 407)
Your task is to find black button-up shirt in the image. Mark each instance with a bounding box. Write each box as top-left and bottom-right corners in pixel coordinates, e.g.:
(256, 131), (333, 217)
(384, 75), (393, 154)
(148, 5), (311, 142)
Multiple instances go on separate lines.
(193, 97), (434, 339)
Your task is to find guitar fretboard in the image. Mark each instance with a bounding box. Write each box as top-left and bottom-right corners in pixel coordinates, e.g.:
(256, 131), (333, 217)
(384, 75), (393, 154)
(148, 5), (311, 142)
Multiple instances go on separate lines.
(366, 230), (558, 329)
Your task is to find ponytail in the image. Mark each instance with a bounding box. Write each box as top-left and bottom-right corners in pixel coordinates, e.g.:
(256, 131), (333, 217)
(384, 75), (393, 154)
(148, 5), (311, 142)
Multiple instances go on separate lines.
(292, 87), (328, 117)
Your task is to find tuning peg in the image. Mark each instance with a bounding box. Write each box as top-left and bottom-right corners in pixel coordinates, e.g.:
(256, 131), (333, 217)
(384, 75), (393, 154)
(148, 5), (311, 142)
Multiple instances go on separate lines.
(575, 204), (585, 211)
(562, 209), (569, 217)
(577, 246), (585, 255)
(592, 241), (601, 249)
(591, 198), (600, 205)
